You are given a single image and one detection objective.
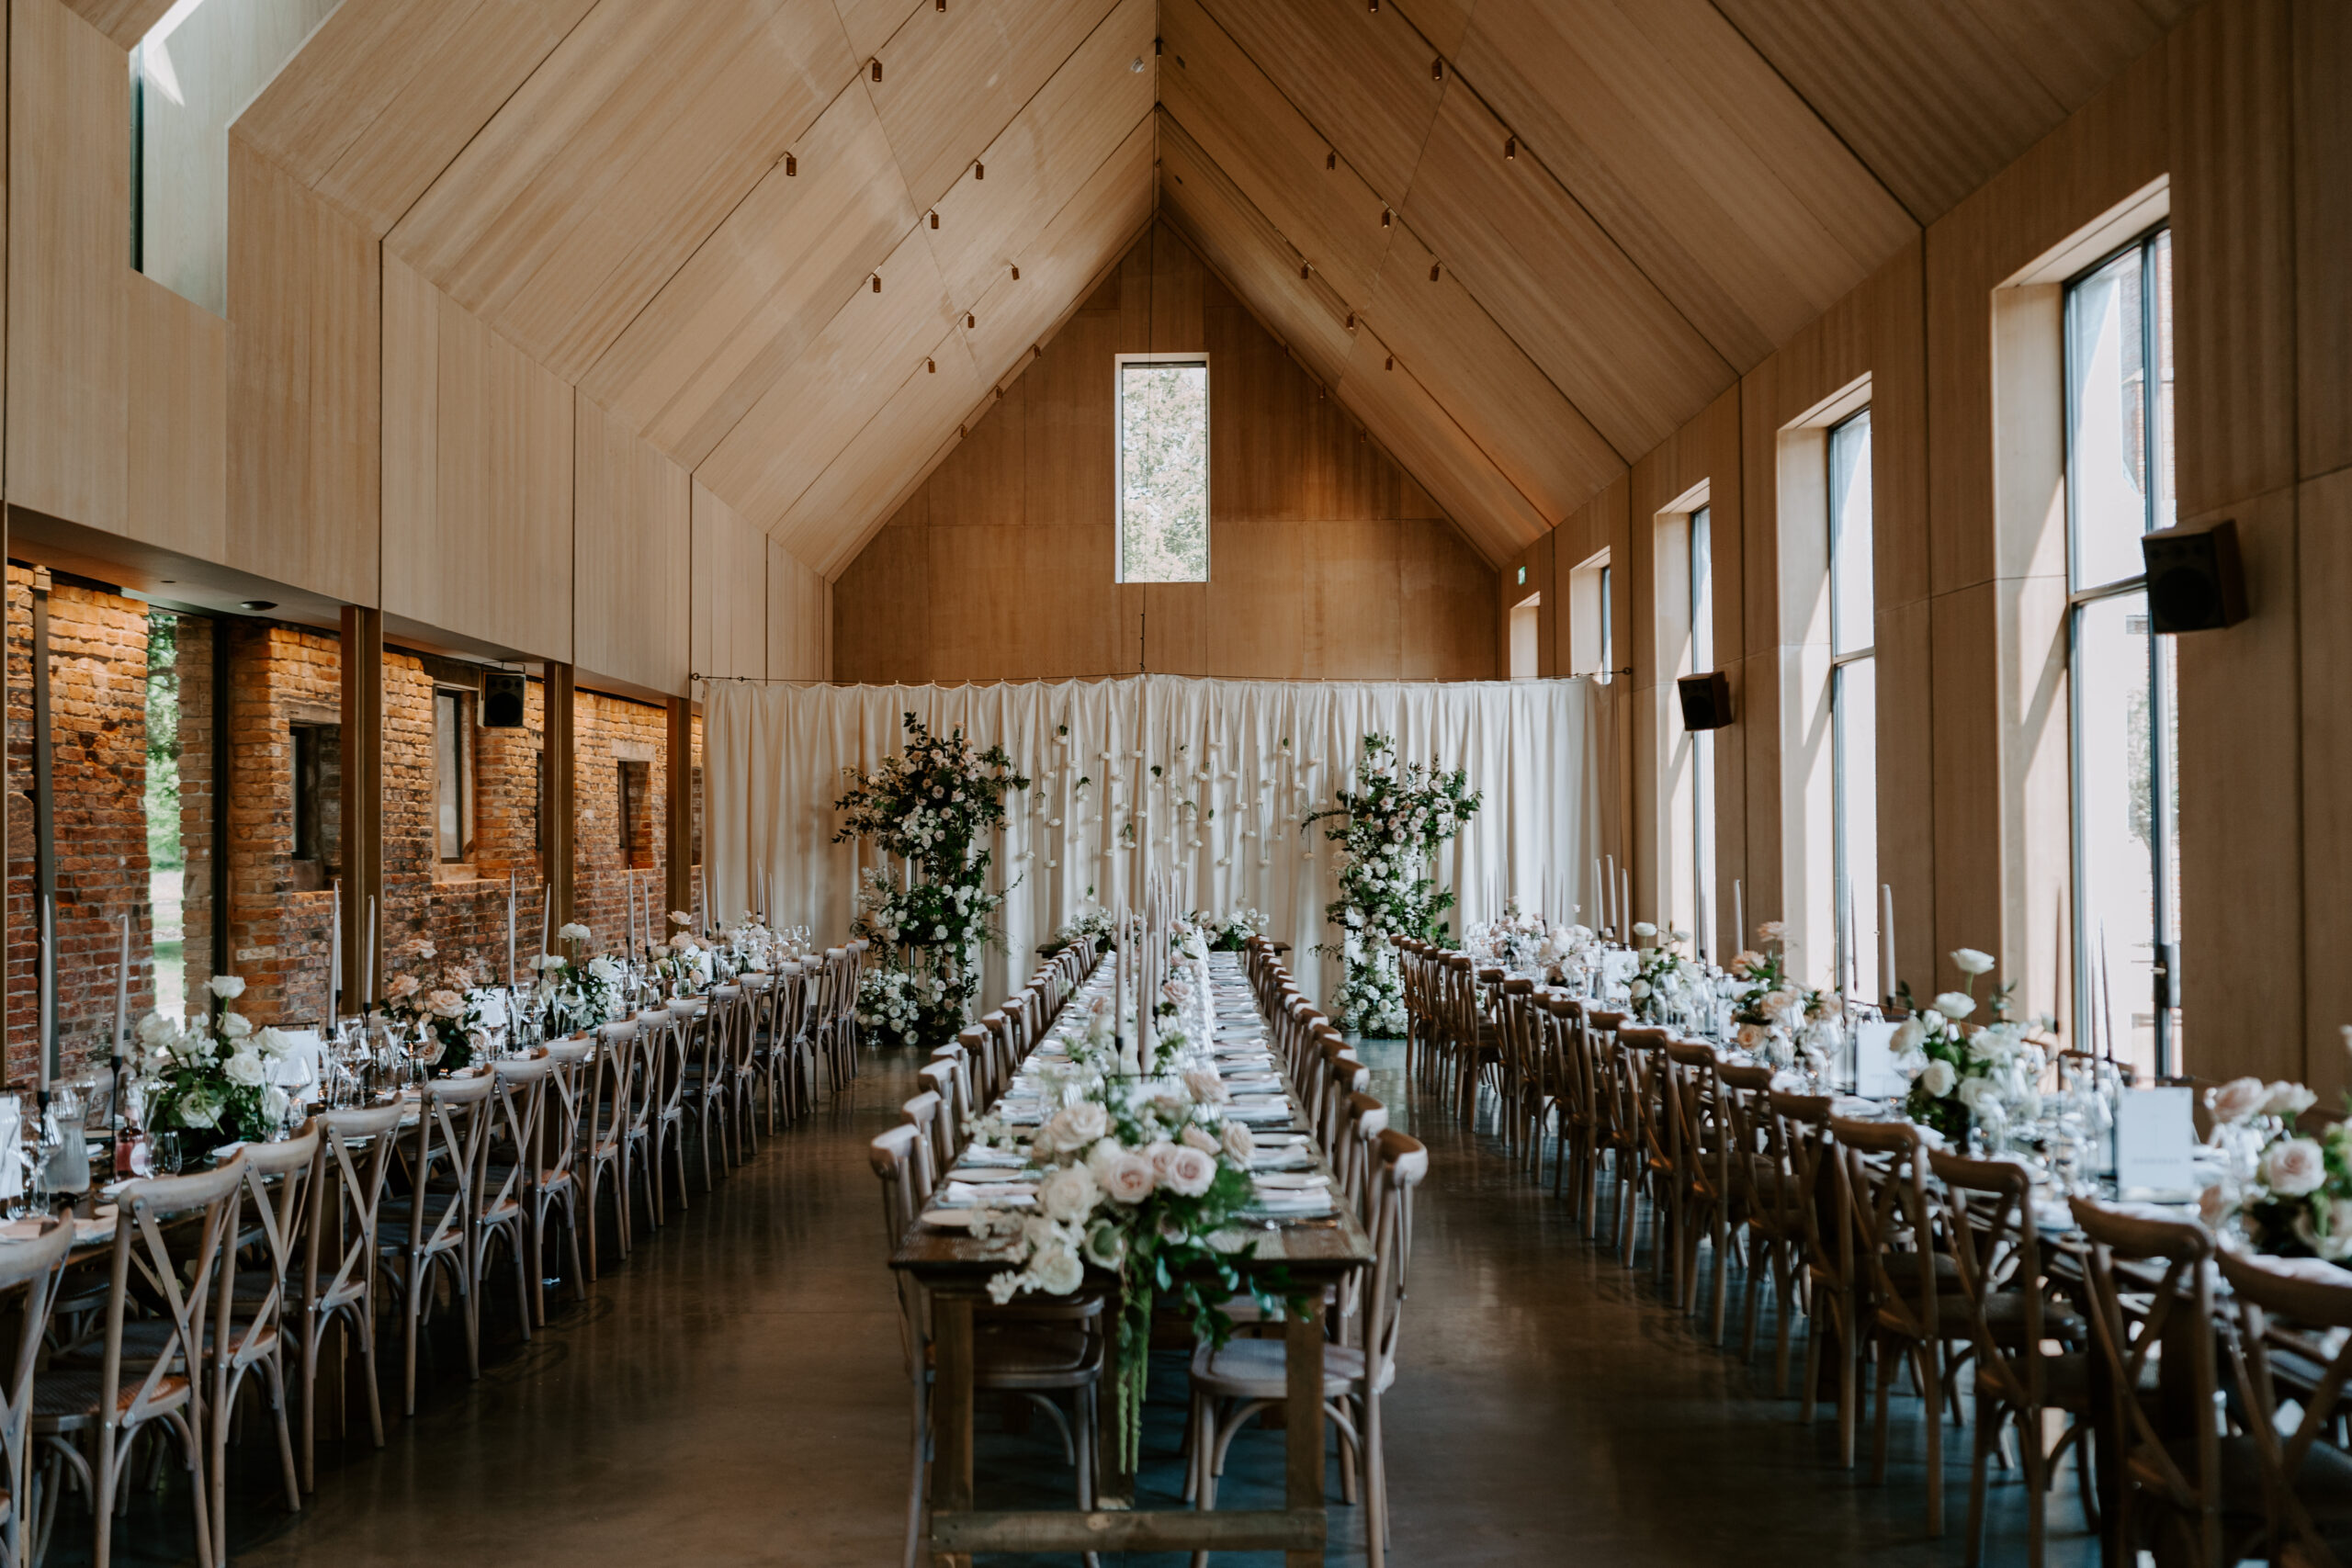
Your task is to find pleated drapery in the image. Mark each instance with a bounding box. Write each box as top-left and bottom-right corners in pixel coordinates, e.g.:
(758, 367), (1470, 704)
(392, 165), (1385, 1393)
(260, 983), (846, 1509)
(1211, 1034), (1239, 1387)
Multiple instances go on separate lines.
(703, 675), (1614, 1016)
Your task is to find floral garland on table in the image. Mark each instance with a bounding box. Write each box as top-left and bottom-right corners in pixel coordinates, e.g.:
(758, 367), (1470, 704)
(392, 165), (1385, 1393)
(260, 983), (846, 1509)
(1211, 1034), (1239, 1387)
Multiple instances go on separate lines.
(1038, 908), (1114, 960)
(2202, 1072), (2342, 1256)
(1303, 735), (1482, 1036)
(1726, 924), (1842, 1074)
(382, 937), (496, 1073)
(133, 976), (299, 1145)
(1188, 907), (1270, 953)
(1464, 897), (1574, 974)
(1892, 947), (2045, 1144)
(964, 1044), (1299, 1471)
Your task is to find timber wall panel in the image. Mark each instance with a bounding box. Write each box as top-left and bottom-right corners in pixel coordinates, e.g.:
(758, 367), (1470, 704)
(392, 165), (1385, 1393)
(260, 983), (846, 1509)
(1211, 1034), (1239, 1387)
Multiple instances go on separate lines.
(572, 395), (691, 694)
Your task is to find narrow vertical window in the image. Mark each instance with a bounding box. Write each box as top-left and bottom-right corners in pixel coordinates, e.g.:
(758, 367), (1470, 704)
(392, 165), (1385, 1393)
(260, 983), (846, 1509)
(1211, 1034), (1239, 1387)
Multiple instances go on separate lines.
(1827, 410), (1877, 1001)
(1688, 506), (1715, 953)
(1598, 564), (1614, 684)
(2065, 226), (2178, 1076)
(618, 759), (652, 869)
(434, 688), (472, 863)
(1114, 355), (1210, 581)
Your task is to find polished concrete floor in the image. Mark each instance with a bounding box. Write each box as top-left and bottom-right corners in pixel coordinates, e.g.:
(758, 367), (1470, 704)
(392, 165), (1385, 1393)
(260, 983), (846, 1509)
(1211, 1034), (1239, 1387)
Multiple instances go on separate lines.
(75, 1041), (2098, 1565)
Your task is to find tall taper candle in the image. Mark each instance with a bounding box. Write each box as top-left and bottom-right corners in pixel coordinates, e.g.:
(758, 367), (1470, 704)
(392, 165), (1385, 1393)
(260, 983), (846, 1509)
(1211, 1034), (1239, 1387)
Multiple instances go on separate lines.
(1734, 880), (1745, 951)
(539, 883), (551, 962)
(330, 879), (342, 1015)
(113, 911), (130, 1047)
(506, 870), (516, 990)
(38, 898), (54, 1091)
(1880, 885), (1897, 1007)
(366, 895), (379, 1004)
(1592, 859), (1603, 930)
(1622, 870), (1633, 942)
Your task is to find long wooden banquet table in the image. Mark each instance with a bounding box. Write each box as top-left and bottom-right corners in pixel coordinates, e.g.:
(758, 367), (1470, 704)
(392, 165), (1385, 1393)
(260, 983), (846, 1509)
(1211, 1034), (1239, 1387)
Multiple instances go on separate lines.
(893, 951), (1374, 1565)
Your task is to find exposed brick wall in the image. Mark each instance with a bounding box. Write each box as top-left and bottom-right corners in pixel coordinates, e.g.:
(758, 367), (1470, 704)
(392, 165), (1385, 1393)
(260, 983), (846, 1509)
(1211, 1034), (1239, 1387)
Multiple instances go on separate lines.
(222, 622), (338, 1025)
(6, 570), (156, 1084)
(572, 690), (670, 956)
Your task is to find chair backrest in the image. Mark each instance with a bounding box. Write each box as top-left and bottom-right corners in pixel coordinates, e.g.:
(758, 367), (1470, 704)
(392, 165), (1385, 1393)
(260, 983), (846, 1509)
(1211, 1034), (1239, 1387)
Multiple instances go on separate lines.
(2069, 1195), (2220, 1561)
(1359, 1130), (1429, 1392)
(488, 1051), (554, 1217)
(899, 1092), (944, 1198)
(311, 1100), (404, 1321)
(1768, 1090), (1846, 1287)
(2216, 1247), (2352, 1564)
(1830, 1115), (1937, 1343)
(1928, 1148), (2045, 1410)
(0, 1218), (74, 1532)
(869, 1124), (929, 1370)
(410, 1070), (498, 1255)
(107, 1155), (249, 1437)
(1335, 1091), (1388, 1220)
(918, 1061), (963, 1163)
(232, 1121), (322, 1324)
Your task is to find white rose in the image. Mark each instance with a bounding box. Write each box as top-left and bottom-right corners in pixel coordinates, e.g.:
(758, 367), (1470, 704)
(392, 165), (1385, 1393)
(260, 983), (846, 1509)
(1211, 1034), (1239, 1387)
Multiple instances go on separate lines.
(137, 1011), (177, 1046)
(1182, 1068), (1230, 1106)
(558, 922), (592, 944)
(2266, 1082), (2318, 1120)
(2209, 1077), (2268, 1126)
(262, 1084), (290, 1122)
(208, 975), (246, 1000)
(1632, 921), (1657, 939)
(1163, 1145), (1216, 1198)
(1951, 948), (1996, 976)
(1757, 920), (1786, 942)
(1919, 1059), (1957, 1098)
(1221, 1122), (1255, 1164)
(1182, 1124), (1219, 1156)
(220, 1011), (254, 1039)
(1049, 1101), (1108, 1146)
(1628, 980), (1651, 1000)
(1102, 1153), (1157, 1205)
(2261, 1136), (2328, 1197)
(1956, 1076), (1999, 1115)
(1029, 1246), (1084, 1295)
(223, 1050), (266, 1088)
(1036, 1164), (1100, 1224)
(1735, 1022), (1770, 1051)
(1933, 991), (1976, 1020)
(177, 1089), (221, 1129)
(2199, 1183), (2233, 1228)
(427, 989), (466, 1019)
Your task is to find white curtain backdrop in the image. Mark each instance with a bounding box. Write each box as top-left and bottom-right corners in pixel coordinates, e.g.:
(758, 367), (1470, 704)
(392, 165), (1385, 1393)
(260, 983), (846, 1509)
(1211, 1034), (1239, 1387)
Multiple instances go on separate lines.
(703, 674), (1614, 1017)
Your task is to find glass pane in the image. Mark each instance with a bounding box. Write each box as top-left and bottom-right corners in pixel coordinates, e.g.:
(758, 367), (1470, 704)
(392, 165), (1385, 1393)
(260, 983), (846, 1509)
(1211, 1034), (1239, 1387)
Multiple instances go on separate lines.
(1690, 509), (1714, 955)
(2150, 229), (2176, 536)
(435, 692), (461, 860)
(135, 0), (346, 315)
(1117, 361), (1209, 581)
(1832, 657), (1880, 1001)
(1828, 410), (1873, 657)
(2066, 246), (2154, 590)
(2158, 627), (2182, 1069)
(1600, 564), (1613, 683)
(2074, 592), (2157, 1077)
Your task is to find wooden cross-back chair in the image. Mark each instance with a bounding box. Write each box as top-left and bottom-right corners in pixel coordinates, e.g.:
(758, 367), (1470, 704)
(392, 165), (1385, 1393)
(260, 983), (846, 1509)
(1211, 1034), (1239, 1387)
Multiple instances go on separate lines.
(1770, 1091), (1860, 1457)
(381, 1069), (494, 1416)
(212, 1123), (320, 1562)
(2215, 1247), (2352, 1568)
(582, 1019), (638, 1280)
(300, 1099), (402, 1488)
(533, 1036), (594, 1322)
(0, 1220), (73, 1568)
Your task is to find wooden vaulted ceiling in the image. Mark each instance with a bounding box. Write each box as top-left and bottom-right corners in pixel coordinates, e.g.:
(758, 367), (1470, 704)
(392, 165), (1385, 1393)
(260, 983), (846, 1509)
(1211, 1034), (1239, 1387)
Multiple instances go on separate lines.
(127, 0), (2192, 577)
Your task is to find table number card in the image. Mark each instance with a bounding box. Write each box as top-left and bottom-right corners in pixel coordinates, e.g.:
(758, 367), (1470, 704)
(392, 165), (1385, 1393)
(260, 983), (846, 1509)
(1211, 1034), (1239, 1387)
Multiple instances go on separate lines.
(1853, 1020), (1906, 1100)
(2115, 1086), (2198, 1198)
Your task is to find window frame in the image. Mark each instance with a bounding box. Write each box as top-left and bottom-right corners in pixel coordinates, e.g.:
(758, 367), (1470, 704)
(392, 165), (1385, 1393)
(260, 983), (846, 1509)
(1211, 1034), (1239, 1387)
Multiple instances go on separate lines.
(1688, 505), (1715, 958)
(1112, 351), (1213, 584)
(2062, 222), (2178, 1075)
(432, 686), (475, 865)
(1826, 407), (1876, 1000)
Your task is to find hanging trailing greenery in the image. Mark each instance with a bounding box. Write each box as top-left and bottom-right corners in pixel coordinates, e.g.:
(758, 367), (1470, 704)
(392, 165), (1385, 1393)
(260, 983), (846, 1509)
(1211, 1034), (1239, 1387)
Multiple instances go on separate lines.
(833, 713), (1029, 1049)
(1303, 734), (1482, 1035)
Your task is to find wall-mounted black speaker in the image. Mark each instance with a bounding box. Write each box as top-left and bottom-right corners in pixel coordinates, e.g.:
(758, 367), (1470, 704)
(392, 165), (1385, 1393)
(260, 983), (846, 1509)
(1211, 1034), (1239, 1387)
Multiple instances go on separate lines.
(1677, 671), (1733, 731)
(482, 670), (527, 728)
(2142, 520), (2246, 633)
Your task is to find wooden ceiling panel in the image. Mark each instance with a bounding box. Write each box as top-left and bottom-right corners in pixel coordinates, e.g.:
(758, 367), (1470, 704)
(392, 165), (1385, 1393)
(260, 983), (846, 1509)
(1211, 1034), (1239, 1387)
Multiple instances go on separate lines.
(1155, 110), (1353, 390)
(1159, 0), (1393, 307)
(1706, 0), (2072, 223)
(1192, 0), (1444, 202)
(1363, 220), (1621, 522)
(959, 114), (1155, 375)
(236, 0), (598, 235)
(773, 332), (986, 576)
(926, 0), (1155, 310)
(832, 0), (922, 60)
(1336, 327), (1545, 565)
(1388, 0), (1469, 59)
(580, 85), (914, 468)
(63, 0), (171, 49)
(1453, 0), (1914, 365)
(1402, 82), (1732, 458)
(868, 0), (1117, 209)
(1959, 0), (2192, 111)
(699, 224), (957, 529)
(388, 0), (854, 379)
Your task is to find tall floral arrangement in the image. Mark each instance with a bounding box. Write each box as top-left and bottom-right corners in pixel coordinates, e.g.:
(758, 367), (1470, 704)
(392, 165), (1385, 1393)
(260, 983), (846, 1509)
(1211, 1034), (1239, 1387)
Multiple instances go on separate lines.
(1303, 735), (1481, 1035)
(533, 922), (626, 1035)
(834, 713), (1029, 1049)
(2203, 1070), (2339, 1257)
(381, 937), (493, 1073)
(966, 1045), (1295, 1470)
(1726, 924), (1840, 1072)
(133, 976), (298, 1145)
(1465, 897), (1574, 974)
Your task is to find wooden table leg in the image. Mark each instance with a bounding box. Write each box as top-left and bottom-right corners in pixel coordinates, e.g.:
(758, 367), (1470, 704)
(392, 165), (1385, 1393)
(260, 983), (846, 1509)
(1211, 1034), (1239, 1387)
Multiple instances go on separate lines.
(1284, 1305), (1324, 1568)
(933, 1294), (975, 1568)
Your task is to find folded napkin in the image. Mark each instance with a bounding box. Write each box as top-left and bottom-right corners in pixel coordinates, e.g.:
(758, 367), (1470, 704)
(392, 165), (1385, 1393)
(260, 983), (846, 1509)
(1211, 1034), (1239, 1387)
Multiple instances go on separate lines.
(942, 1181), (1035, 1208)
(1252, 1171), (1327, 1191)
(1247, 1190), (1334, 1217)
(1250, 1147), (1317, 1171)
(956, 1145), (1027, 1168)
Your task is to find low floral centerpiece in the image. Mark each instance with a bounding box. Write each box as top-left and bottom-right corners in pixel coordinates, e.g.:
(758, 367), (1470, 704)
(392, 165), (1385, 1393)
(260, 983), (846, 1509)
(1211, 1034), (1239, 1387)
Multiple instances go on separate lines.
(2201, 1071), (2341, 1257)
(1892, 947), (2044, 1143)
(1727, 924), (1841, 1073)
(381, 937), (494, 1073)
(133, 975), (299, 1145)
(1191, 907), (1271, 953)
(1466, 897), (1573, 975)
(533, 922), (627, 1035)
(1627, 922), (1700, 1024)
(963, 1029), (1298, 1471)
(1038, 908), (1114, 960)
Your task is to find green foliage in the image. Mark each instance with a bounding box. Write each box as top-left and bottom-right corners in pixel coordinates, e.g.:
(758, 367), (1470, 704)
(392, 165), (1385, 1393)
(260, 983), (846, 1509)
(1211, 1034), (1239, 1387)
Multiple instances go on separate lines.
(144, 612), (182, 872)
(1118, 362), (1208, 582)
